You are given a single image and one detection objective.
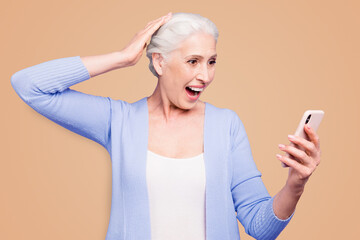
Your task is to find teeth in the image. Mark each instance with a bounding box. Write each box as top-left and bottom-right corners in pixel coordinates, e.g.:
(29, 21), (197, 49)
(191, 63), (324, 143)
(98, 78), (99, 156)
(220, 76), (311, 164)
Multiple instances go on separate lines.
(188, 86), (204, 92)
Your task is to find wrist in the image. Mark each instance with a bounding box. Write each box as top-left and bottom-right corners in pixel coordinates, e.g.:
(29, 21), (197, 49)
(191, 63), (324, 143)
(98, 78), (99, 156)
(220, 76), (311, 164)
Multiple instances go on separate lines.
(113, 51), (131, 69)
(284, 181), (305, 198)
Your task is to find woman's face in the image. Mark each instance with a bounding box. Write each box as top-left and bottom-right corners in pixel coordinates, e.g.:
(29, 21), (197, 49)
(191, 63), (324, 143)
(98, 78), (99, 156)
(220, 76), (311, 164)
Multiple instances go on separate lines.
(159, 32), (217, 109)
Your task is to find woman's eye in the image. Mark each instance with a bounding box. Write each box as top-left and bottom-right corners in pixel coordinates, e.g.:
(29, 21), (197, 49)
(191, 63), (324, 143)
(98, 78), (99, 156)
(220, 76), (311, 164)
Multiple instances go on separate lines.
(188, 59), (197, 65)
(209, 60), (216, 65)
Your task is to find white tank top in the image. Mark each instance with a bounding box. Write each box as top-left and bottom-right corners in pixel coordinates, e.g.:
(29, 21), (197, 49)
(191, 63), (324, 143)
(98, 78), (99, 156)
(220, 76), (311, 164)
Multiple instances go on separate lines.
(146, 150), (206, 240)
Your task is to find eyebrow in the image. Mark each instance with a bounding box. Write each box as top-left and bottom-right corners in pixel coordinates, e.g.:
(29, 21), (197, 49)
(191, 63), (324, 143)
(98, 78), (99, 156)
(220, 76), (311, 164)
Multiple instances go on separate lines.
(186, 54), (217, 59)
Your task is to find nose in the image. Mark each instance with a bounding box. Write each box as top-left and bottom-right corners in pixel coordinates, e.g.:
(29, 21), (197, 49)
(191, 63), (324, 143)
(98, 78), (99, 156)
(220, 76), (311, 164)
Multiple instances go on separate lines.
(196, 63), (212, 84)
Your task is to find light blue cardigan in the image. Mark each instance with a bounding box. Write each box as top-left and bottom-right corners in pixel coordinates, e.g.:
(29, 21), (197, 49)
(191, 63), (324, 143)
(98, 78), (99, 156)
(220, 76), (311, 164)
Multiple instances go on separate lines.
(11, 56), (293, 240)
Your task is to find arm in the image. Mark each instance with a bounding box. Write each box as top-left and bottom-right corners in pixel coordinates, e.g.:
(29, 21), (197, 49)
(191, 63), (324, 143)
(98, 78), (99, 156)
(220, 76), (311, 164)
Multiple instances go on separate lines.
(81, 12), (173, 78)
(230, 112), (292, 240)
(10, 13), (173, 149)
(10, 56), (114, 149)
(80, 52), (126, 78)
(274, 124), (322, 219)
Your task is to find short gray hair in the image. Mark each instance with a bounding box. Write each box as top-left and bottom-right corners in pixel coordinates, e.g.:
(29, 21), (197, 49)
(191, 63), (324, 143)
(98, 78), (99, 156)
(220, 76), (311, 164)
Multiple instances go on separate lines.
(146, 12), (219, 78)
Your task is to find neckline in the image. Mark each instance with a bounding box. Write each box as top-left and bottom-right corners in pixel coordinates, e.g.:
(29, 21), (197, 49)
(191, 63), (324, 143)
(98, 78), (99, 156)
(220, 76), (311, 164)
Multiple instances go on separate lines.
(144, 96), (208, 160)
(147, 149), (204, 160)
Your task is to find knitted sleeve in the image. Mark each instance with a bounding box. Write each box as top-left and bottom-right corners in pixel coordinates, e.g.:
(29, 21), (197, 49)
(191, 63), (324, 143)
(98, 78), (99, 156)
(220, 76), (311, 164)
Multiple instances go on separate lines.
(229, 111), (294, 240)
(10, 56), (111, 150)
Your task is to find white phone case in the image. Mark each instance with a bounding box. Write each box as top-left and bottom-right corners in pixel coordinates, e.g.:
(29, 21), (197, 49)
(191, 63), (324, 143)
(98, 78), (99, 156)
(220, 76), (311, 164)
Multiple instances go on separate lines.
(282, 110), (324, 167)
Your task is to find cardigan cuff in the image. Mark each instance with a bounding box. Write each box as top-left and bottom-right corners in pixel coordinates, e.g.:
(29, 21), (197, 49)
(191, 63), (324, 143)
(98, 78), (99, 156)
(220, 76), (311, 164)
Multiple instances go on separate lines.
(26, 56), (91, 94)
(252, 196), (294, 239)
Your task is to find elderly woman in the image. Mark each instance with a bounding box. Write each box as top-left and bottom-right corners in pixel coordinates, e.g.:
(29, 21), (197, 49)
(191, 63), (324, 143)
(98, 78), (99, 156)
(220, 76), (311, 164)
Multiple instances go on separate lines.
(11, 12), (321, 240)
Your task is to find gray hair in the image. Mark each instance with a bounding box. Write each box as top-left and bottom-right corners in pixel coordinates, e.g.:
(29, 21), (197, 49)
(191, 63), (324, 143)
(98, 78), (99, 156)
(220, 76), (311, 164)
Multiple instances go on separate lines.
(146, 12), (219, 78)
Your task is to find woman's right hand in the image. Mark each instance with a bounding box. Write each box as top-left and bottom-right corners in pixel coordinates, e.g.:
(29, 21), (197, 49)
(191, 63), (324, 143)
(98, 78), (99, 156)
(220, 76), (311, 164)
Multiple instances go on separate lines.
(80, 13), (172, 78)
(119, 12), (172, 67)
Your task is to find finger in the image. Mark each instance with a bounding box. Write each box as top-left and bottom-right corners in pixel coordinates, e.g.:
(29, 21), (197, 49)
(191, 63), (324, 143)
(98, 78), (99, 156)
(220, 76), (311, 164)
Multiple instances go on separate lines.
(145, 12), (171, 30)
(144, 12), (170, 27)
(146, 13), (172, 33)
(145, 15), (165, 28)
(304, 124), (320, 149)
(276, 153), (306, 172)
(137, 17), (167, 44)
(288, 134), (317, 157)
(277, 154), (315, 181)
(278, 143), (310, 165)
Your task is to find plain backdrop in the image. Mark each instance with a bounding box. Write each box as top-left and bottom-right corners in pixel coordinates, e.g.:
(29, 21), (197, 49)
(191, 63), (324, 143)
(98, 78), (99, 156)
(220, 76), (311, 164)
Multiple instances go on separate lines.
(2, 0), (359, 239)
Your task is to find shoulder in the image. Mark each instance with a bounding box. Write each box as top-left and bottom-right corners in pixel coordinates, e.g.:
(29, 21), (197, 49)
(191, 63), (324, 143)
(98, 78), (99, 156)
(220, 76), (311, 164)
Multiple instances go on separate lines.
(205, 102), (246, 142)
(205, 101), (242, 126)
(105, 97), (132, 120)
(107, 96), (147, 110)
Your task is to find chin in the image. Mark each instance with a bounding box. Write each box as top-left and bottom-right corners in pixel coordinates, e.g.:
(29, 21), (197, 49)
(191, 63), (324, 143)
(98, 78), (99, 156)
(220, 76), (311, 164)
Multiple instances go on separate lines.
(170, 95), (199, 111)
(181, 100), (199, 110)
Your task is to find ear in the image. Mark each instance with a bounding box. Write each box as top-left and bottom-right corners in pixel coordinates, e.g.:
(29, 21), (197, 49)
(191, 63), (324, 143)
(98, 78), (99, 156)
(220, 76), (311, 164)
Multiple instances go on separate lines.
(152, 53), (165, 76)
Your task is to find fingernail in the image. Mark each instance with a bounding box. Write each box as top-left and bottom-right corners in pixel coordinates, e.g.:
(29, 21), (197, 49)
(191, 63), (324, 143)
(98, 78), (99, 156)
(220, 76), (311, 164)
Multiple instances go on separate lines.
(278, 144), (285, 149)
(288, 135), (295, 140)
(276, 154), (282, 159)
(306, 124), (311, 129)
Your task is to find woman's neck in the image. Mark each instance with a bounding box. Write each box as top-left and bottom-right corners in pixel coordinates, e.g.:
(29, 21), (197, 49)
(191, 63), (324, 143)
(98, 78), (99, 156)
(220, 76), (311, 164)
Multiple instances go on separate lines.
(147, 81), (203, 123)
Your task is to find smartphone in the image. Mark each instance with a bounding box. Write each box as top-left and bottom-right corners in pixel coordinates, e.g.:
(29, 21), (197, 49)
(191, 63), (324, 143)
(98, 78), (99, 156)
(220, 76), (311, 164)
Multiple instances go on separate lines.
(282, 110), (325, 167)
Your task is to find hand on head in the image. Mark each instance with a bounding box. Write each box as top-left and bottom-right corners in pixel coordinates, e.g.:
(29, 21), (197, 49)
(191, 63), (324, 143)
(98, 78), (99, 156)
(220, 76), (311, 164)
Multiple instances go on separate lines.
(120, 12), (172, 67)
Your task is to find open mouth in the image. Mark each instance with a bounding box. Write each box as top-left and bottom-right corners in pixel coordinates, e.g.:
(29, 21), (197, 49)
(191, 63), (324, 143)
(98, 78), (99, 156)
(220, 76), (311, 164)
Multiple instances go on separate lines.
(185, 86), (204, 100)
(185, 86), (201, 97)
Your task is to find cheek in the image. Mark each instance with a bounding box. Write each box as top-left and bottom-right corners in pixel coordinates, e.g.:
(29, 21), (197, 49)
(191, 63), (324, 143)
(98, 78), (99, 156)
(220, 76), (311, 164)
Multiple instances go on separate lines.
(183, 72), (194, 81)
(166, 63), (188, 78)
(182, 67), (197, 79)
(173, 67), (194, 85)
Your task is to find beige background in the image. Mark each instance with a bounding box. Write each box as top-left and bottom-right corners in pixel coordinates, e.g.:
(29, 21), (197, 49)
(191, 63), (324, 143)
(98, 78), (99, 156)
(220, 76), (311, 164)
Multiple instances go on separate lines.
(2, 0), (359, 239)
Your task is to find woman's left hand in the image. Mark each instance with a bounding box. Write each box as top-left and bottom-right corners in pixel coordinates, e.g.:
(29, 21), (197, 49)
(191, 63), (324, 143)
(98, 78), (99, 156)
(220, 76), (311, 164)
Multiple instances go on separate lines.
(276, 124), (321, 192)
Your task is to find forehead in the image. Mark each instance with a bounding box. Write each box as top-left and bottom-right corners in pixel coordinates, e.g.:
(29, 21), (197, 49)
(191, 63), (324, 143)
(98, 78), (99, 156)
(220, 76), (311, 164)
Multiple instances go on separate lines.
(174, 32), (217, 58)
